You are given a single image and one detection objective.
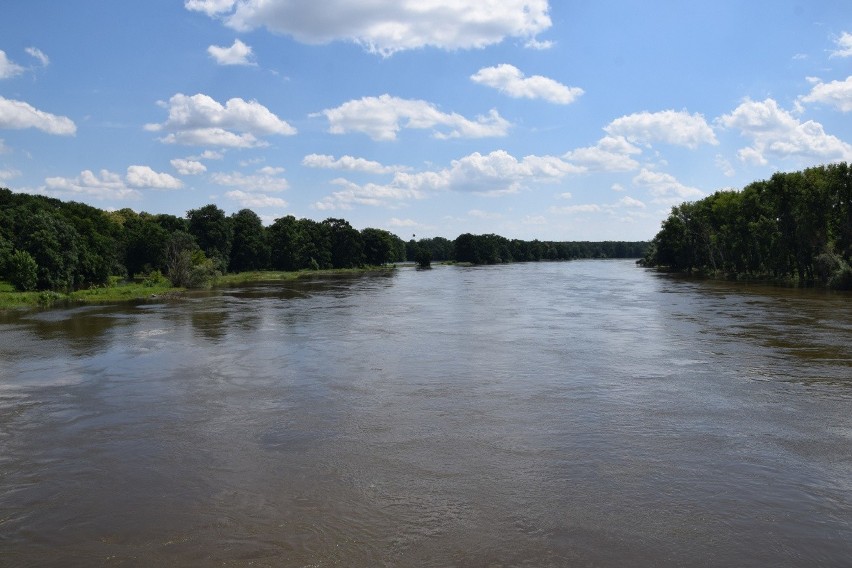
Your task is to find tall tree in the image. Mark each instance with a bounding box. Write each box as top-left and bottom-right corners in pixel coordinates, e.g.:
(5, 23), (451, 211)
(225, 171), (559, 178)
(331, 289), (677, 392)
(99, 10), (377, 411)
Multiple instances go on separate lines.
(268, 215), (300, 271)
(296, 218), (332, 270)
(229, 209), (270, 272)
(361, 228), (397, 266)
(123, 213), (170, 277)
(323, 218), (363, 268)
(18, 210), (81, 291)
(187, 204), (233, 271)
(166, 230), (199, 287)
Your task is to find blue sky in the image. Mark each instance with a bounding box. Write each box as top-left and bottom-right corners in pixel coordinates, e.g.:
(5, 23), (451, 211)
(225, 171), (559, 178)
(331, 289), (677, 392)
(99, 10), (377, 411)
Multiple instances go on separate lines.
(2, 1), (852, 241)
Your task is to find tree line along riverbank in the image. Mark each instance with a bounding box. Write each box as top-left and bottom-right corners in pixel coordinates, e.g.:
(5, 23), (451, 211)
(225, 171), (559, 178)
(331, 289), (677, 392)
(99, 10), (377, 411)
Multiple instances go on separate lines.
(641, 162), (852, 290)
(0, 187), (647, 307)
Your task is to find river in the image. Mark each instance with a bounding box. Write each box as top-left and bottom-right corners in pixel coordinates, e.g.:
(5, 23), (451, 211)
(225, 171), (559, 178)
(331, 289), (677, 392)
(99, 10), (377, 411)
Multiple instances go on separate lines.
(1, 260), (850, 567)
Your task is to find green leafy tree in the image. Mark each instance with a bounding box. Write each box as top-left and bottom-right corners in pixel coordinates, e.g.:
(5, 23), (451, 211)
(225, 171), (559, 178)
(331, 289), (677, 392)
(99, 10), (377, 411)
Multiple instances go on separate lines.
(58, 200), (122, 286)
(361, 228), (396, 265)
(268, 215), (300, 271)
(390, 234), (406, 262)
(153, 213), (189, 234)
(8, 249), (38, 291)
(415, 247), (432, 268)
(405, 238), (418, 262)
(411, 237), (454, 262)
(453, 233), (477, 263)
(0, 233), (11, 275)
(453, 233), (507, 264)
(323, 218), (364, 268)
(187, 204), (233, 272)
(166, 231), (198, 287)
(646, 163), (852, 285)
(123, 213), (170, 277)
(268, 216), (335, 271)
(229, 209), (270, 272)
(826, 163), (852, 259)
(19, 211), (81, 291)
(297, 219), (332, 269)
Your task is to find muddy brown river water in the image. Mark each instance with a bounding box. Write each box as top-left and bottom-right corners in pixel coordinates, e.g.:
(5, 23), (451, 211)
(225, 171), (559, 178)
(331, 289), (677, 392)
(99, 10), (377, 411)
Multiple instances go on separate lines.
(1, 260), (850, 566)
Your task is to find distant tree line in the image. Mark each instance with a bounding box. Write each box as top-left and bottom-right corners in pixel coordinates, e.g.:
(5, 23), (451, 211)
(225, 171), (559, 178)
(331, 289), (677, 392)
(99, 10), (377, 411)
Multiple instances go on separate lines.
(0, 187), (648, 292)
(642, 162), (852, 289)
(408, 235), (648, 265)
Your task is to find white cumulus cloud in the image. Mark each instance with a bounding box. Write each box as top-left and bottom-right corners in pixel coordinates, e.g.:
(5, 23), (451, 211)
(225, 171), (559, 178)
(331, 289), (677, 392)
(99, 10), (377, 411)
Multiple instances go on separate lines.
(471, 64), (583, 104)
(225, 190), (287, 209)
(830, 32), (852, 58)
(185, 0), (236, 16)
(302, 153), (407, 174)
(0, 50), (25, 79)
(616, 196), (646, 209)
(187, 0), (552, 56)
(208, 39), (255, 65)
(632, 168), (704, 204)
(605, 109), (718, 148)
(44, 166), (183, 198)
(171, 158), (207, 175)
(316, 94), (510, 141)
(800, 76), (852, 112)
(162, 128), (261, 148)
(44, 169), (140, 200)
(388, 217), (418, 227)
(210, 169), (289, 192)
(126, 165), (183, 189)
(314, 149), (582, 210)
(525, 38), (554, 50)
(194, 150), (225, 160)
(0, 96), (76, 135)
(145, 93), (296, 147)
(314, 177), (424, 210)
(257, 166), (284, 176)
(549, 196), (648, 216)
(0, 167), (21, 182)
(563, 136), (642, 172)
(716, 97), (852, 165)
(435, 150), (581, 196)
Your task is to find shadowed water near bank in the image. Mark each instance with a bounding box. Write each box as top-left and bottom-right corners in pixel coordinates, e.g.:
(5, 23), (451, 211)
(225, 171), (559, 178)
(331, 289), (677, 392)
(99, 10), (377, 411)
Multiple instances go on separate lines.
(1, 260), (850, 567)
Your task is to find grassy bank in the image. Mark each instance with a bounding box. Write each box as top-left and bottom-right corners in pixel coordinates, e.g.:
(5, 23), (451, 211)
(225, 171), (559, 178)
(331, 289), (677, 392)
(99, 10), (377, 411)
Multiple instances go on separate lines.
(212, 266), (395, 287)
(0, 266), (397, 310)
(0, 280), (180, 310)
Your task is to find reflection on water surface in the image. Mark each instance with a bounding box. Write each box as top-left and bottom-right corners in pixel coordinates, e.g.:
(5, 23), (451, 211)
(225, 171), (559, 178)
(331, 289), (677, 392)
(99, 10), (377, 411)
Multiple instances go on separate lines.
(1, 261), (850, 567)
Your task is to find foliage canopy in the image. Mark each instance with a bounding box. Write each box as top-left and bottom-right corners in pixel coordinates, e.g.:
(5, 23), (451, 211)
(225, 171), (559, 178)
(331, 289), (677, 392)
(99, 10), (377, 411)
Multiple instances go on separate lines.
(643, 162), (852, 289)
(0, 186), (647, 293)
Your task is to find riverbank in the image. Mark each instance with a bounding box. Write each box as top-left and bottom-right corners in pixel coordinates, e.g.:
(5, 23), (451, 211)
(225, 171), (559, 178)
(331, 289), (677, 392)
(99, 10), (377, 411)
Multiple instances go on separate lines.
(212, 266), (396, 287)
(643, 265), (852, 291)
(0, 266), (398, 310)
(0, 280), (182, 310)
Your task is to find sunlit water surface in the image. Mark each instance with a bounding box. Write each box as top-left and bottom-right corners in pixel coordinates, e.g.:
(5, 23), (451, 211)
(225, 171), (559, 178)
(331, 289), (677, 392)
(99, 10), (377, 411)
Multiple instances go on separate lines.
(1, 260), (850, 567)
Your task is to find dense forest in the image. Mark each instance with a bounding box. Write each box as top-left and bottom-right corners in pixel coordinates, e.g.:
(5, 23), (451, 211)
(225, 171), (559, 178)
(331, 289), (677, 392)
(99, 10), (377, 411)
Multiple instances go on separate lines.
(0, 188), (648, 292)
(642, 162), (852, 289)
